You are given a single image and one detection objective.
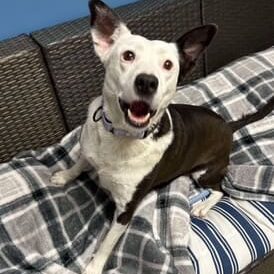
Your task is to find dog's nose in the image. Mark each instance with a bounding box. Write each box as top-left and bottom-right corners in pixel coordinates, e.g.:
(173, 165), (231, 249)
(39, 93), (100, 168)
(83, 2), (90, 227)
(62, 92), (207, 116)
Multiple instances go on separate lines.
(135, 74), (159, 97)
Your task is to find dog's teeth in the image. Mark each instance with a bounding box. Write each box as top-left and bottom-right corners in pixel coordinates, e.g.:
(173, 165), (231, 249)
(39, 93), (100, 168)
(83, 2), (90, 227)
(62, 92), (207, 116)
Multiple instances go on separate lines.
(128, 109), (150, 124)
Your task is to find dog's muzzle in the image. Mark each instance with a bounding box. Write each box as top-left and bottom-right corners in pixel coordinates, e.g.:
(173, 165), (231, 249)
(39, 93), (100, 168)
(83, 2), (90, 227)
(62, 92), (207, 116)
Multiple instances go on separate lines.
(118, 73), (158, 128)
(119, 99), (156, 128)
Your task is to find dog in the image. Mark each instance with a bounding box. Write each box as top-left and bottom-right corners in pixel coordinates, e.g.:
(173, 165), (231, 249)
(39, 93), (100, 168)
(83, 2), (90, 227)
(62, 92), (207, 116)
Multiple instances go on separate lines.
(51, 0), (274, 273)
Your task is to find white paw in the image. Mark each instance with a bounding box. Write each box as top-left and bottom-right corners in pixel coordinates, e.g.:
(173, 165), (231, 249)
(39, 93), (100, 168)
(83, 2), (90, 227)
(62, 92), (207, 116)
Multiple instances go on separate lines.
(85, 255), (106, 274)
(191, 191), (223, 217)
(51, 170), (71, 186)
(191, 202), (211, 217)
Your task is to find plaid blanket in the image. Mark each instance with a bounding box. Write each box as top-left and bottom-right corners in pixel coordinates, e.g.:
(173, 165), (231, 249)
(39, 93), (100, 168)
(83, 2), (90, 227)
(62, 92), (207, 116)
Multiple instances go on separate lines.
(0, 47), (273, 274)
(175, 46), (274, 202)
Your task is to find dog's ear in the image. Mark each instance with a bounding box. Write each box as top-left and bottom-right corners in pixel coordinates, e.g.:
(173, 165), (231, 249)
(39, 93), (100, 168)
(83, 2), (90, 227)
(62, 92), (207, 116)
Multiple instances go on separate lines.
(176, 24), (218, 80)
(89, 0), (130, 62)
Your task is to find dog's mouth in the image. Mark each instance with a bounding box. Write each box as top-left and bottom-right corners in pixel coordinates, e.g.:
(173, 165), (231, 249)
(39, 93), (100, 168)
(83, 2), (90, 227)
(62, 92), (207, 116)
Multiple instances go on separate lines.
(119, 99), (156, 128)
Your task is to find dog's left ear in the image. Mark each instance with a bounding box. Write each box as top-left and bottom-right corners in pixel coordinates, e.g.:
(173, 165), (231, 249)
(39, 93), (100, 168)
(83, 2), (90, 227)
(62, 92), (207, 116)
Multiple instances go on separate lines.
(176, 24), (218, 80)
(89, 0), (131, 62)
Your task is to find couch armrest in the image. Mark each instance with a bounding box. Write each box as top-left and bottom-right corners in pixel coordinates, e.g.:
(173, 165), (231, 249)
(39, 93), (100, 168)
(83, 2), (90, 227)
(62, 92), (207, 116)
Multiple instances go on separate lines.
(0, 35), (66, 163)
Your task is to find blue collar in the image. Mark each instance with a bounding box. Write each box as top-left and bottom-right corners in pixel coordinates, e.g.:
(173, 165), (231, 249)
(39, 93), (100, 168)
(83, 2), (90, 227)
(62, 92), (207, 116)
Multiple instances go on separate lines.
(102, 111), (150, 139)
(92, 104), (159, 139)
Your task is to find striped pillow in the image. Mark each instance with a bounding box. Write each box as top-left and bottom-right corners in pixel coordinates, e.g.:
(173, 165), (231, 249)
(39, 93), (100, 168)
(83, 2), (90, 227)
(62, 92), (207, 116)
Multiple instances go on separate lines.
(188, 197), (274, 274)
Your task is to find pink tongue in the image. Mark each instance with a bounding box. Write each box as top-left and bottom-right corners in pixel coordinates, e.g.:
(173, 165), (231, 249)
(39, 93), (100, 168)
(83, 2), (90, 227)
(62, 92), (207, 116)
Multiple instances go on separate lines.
(130, 101), (150, 117)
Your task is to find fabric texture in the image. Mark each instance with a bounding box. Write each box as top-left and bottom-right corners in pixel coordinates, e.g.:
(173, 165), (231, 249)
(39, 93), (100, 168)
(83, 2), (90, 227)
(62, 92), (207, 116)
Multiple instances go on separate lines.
(175, 46), (274, 202)
(0, 47), (273, 274)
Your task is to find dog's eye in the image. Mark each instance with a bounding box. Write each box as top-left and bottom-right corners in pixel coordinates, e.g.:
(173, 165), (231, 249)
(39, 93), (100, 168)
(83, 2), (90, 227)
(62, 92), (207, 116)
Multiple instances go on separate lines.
(163, 60), (173, 70)
(122, 50), (135, 62)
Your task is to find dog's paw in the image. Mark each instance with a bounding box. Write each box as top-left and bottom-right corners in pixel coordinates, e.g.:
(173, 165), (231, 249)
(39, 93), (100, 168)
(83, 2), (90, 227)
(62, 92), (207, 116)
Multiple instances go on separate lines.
(191, 202), (211, 217)
(85, 255), (106, 274)
(191, 196), (215, 217)
(51, 171), (71, 186)
(191, 191), (223, 218)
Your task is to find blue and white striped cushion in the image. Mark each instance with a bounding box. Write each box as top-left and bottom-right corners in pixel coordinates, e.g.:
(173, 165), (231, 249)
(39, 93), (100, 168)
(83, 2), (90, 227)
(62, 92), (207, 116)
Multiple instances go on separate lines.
(189, 197), (274, 274)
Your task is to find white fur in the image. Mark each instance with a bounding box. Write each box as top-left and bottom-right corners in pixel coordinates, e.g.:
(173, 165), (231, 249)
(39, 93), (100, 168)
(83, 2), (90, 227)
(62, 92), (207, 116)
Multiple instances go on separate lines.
(51, 6), (213, 274)
(102, 35), (180, 135)
(52, 97), (174, 274)
(51, 156), (88, 185)
(52, 18), (178, 274)
(80, 97), (174, 212)
(91, 23), (131, 63)
(90, 20), (180, 137)
(191, 190), (223, 217)
(85, 219), (127, 274)
(51, 15), (179, 273)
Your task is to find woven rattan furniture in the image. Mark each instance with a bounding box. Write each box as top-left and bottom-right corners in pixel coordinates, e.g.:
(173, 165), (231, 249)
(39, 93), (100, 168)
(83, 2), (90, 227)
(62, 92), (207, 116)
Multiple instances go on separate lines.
(0, 35), (66, 163)
(203, 0), (274, 74)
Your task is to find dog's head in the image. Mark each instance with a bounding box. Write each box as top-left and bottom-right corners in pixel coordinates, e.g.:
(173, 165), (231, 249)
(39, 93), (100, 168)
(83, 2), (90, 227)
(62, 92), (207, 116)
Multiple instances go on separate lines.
(89, 0), (217, 133)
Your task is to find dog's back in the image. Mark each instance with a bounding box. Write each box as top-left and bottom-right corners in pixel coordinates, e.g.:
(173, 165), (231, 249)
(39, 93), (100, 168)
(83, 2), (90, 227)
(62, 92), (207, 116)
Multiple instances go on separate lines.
(153, 98), (274, 190)
(151, 104), (233, 189)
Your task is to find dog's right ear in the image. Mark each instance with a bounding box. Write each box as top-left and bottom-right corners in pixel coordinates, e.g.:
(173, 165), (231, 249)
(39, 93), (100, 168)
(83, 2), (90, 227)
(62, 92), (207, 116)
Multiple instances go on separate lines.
(89, 0), (130, 62)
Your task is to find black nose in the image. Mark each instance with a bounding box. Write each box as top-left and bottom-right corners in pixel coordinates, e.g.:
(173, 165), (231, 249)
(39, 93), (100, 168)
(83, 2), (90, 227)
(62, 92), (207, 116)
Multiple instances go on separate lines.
(135, 74), (159, 97)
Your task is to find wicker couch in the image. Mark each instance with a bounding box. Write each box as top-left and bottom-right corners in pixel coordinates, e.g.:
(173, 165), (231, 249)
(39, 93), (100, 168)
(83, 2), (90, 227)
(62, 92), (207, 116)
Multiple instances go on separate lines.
(0, 0), (273, 273)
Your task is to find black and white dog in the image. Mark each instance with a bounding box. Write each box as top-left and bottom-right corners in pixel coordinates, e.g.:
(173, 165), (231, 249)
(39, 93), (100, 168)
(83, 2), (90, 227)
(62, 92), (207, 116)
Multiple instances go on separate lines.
(51, 1), (274, 273)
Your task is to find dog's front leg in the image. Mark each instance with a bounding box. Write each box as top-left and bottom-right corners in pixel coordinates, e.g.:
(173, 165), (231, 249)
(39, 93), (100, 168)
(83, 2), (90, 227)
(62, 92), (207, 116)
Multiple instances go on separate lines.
(51, 155), (89, 186)
(85, 211), (127, 274)
(85, 174), (156, 273)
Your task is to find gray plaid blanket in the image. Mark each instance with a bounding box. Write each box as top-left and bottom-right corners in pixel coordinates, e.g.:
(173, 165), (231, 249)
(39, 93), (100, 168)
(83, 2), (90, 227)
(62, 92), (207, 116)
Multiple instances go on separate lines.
(175, 47), (274, 203)
(0, 47), (273, 274)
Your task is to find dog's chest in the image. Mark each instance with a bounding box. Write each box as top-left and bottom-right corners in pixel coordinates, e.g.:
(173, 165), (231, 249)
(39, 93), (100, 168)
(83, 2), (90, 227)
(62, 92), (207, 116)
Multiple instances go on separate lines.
(81, 122), (173, 211)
